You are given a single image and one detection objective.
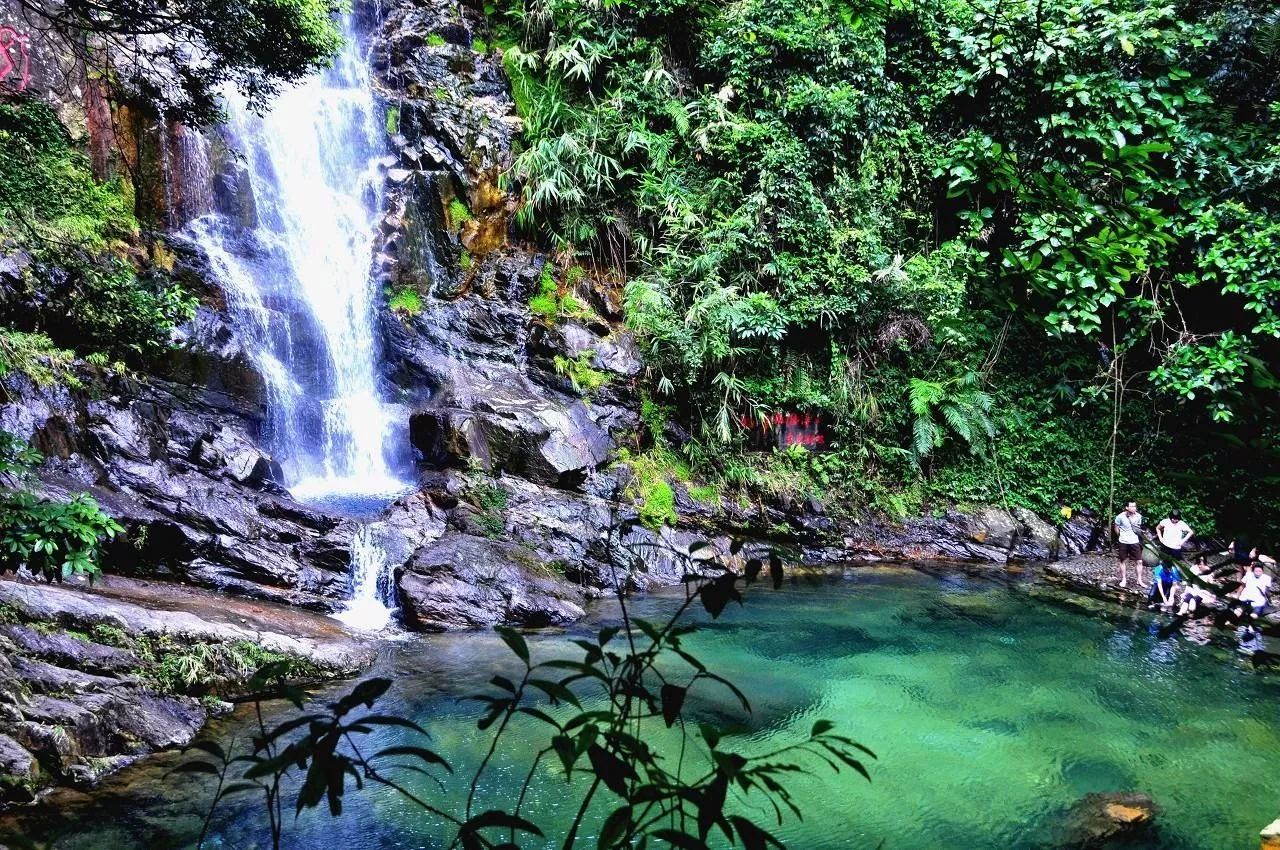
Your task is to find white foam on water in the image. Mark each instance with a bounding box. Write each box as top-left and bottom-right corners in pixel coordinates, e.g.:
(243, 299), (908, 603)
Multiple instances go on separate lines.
(330, 524), (399, 632)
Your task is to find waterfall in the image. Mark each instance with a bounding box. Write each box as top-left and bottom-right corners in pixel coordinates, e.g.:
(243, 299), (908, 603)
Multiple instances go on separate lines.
(186, 15), (408, 629)
(187, 14), (404, 500)
(331, 525), (397, 632)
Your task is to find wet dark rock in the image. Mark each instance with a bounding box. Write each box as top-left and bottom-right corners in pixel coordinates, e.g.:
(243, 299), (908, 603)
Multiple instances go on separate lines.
(0, 573), (377, 801)
(0, 733), (38, 804)
(0, 625), (140, 675)
(842, 510), (1093, 564)
(557, 323), (643, 377)
(2, 370), (359, 609)
(396, 532), (586, 631)
(12, 657), (130, 695)
(395, 290), (619, 486)
(1059, 791), (1158, 847)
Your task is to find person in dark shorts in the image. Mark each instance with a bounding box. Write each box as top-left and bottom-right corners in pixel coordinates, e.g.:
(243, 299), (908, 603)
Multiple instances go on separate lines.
(1114, 500), (1144, 588)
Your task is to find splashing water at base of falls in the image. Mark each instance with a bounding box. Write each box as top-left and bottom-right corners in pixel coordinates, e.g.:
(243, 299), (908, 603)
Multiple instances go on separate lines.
(331, 525), (397, 632)
(188, 16), (405, 499)
(187, 15), (408, 629)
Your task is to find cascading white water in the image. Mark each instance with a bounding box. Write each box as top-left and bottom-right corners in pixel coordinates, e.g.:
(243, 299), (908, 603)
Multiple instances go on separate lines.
(188, 16), (405, 628)
(331, 525), (396, 631)
(190, 15), (402, 498)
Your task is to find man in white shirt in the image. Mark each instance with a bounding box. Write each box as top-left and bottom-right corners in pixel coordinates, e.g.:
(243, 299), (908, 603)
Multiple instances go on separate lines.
(1236, 564), (1273, 621)
(1155, 510), (1193, 557)
(1114, 500), (1144, 589)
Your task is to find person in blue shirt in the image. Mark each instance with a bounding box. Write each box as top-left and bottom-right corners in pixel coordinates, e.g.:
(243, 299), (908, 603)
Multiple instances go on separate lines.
(1147, 561), (1182, 610)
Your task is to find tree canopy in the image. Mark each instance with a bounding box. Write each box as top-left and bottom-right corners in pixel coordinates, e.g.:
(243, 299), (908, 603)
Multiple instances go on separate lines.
(12, 0), (344, 124)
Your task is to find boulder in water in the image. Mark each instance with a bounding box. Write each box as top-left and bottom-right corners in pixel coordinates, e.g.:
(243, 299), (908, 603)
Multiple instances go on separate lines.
(1060, 791), (1158, 847)
(396, 532), (586, 631)
(1261, 817), (1280, 850)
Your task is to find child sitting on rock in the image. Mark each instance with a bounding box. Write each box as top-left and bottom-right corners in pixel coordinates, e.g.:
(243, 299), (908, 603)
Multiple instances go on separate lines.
(1147, 561), (1181, 610)
(1177, 556), (1212, 616)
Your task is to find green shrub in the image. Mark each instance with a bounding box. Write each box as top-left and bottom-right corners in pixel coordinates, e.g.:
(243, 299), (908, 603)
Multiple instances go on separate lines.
(147, 636), (314, 695)
(553, 352), (609, 394)
(388, 286), (423, 316)
(0, 330), (78, 387)
(426, 33), (446, 47)
(0, 101), (195, 366)
(0, 431), (122, 583)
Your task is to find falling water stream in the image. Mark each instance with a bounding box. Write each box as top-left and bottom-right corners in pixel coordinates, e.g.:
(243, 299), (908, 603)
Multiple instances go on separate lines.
(188, 16), (403, 629)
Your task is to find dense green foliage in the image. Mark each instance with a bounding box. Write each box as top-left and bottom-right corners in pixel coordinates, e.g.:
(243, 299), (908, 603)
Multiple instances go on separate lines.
(0, 101), (196, 371)
(491, 0), (1280, 530)
(0, 431), (122, 583)
(14, 0), (343, 126)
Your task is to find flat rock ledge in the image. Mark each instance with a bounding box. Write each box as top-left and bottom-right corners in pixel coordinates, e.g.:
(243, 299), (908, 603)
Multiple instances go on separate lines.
(0, 576), (376, 805)
(1042, 552), (1280, 636)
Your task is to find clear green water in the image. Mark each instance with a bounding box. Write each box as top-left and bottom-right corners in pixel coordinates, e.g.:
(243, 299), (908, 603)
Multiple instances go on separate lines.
(5, 566), (1280, 849)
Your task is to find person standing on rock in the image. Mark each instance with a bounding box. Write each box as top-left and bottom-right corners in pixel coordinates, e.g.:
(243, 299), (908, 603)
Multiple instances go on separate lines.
(1114, 500), (1144, 589)
(1155, 510), (1193, 560)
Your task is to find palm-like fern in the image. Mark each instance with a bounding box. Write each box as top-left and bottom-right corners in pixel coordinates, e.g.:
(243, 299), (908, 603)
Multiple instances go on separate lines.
(908, 373), (996, 460)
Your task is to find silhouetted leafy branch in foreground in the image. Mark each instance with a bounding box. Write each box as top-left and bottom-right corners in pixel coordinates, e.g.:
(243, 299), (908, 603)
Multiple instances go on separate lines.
(179, 516), (875, 849)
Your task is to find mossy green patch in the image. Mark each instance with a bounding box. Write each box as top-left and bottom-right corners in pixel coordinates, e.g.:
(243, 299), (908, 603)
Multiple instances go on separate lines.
(620, 450), (679, 529)
(528, 264), (595, 323)
(388, 286), (424, 316)
(467, 474), (509, 538)
(686, 483), (720, 505)
(554, 352), (610, 394)
(449, 196), (472, 223)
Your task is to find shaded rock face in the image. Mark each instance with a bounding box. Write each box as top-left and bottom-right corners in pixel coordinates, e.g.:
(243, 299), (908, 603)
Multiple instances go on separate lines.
(365, 0), (640, 490)
(843, 509), (1094, 564)
(0, 575), (376, 803)
(397, 532), (586, 631)
(1, 370), (358, 610)
(0, 625), (205, 804)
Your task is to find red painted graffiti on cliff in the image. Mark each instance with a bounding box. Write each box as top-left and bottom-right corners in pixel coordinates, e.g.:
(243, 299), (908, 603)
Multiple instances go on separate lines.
(0, 27), (31, 92)
(740, 411), (831, 451)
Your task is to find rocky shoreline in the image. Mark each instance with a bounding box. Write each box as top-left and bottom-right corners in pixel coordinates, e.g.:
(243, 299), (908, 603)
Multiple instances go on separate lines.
(0, 573), (374, 804)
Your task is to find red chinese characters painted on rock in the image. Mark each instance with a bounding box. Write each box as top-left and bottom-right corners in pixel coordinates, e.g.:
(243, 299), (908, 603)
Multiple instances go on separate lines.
(0, 27), (31, 92)
(739, 411), (830, 450)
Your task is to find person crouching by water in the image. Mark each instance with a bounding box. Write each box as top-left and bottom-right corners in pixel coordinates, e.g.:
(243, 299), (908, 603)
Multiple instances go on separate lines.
(1233, 563), (1273, 624)
(1147, 560), (1181, 610)
(1156, 509), (1193, 560)
(1114, 500), (1144, 589)
(1177, 555), (1213, 616)
(1227, 537), (1277, 590)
